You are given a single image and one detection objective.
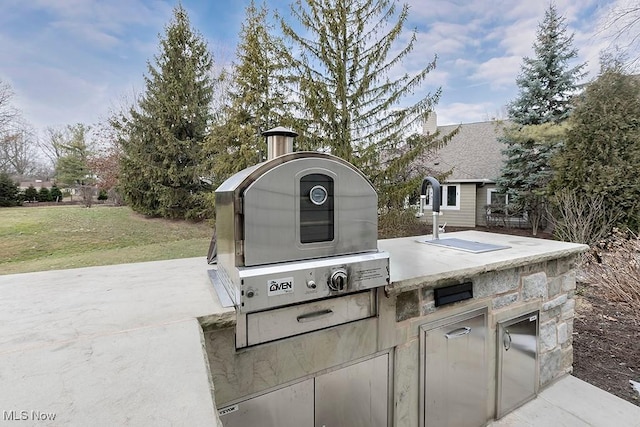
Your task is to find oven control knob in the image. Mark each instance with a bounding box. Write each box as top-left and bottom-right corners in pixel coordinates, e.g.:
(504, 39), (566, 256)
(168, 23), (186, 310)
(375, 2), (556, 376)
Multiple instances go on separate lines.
(329, 269), (348, 291)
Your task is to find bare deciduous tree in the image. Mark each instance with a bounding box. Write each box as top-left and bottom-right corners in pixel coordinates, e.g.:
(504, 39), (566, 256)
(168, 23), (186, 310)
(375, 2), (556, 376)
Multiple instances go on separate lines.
(0, 80), (19, 132)
(40, 126), (68, 168)
(599, 1), (640, 69)
(0, 121), (37, 176)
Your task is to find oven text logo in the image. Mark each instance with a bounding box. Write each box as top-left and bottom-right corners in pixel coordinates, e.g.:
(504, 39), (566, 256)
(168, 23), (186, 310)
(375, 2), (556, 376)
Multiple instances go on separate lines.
(267, 277), (294, 296)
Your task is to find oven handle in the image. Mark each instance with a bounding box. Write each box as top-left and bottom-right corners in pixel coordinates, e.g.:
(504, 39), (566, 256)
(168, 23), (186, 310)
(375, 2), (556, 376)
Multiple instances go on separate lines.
(297, 309), (334, 323)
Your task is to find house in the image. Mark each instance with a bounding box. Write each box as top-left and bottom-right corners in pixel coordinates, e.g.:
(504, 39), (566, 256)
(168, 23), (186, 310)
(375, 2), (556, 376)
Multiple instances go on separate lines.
(18, 179), (55, 191)
(421, 113), (511, 228)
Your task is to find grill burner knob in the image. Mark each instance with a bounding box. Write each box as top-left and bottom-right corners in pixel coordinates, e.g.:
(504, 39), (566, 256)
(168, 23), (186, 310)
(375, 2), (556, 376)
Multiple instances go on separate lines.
(329, 269), (348, 291)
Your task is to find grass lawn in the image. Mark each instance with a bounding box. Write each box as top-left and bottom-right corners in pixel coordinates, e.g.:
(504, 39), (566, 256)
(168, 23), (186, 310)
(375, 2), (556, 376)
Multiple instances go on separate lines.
(0, 205), (214, 275)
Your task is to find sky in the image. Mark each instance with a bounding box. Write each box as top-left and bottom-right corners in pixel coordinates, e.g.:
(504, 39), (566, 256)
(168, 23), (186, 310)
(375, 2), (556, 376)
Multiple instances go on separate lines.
(0, 0), (638, 135)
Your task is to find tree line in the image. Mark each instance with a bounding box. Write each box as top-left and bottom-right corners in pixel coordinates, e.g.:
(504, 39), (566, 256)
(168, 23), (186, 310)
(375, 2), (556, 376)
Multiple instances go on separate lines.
(111, 0), (450, 220)
(2, 1), (639, 246)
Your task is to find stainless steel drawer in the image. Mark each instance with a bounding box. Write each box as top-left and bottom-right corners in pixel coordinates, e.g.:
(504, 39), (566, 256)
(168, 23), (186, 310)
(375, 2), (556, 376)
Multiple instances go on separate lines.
(246, 290), (376, 346)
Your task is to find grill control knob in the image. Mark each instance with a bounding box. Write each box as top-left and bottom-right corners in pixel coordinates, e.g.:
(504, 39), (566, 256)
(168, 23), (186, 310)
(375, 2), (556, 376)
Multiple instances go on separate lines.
(329, 269), (348, 291)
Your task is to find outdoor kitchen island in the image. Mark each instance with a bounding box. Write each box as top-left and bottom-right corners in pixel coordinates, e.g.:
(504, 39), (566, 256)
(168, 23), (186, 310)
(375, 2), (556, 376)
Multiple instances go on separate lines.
(203, 230), (587, 427)
(0, 231), (587, 426)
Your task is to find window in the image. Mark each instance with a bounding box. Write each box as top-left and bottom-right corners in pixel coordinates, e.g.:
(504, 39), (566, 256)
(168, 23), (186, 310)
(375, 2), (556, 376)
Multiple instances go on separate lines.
(487, 188), (512, 215)
(424, 184), (460, 210)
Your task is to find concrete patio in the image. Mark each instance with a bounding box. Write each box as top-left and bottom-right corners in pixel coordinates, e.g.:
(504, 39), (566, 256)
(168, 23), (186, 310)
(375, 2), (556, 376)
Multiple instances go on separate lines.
(490, 374), (640, 427)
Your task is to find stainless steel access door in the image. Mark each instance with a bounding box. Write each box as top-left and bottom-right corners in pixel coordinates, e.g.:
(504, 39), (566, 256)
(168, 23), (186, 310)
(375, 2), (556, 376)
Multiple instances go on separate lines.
(420, 308), (488, 427)
(315, 354), (389, 427)
(497, 311), (539, 418)
(218, 378), (314, 427)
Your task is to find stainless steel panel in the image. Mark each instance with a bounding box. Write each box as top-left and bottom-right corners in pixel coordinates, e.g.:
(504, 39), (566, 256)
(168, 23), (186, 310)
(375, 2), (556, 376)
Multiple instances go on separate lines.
(218, 378), (314, 427)
(497, 311), (539, 418)
(237, 251), (389, 312)
(242, 156), (378, 266)
(315, 354), (389, 427)
(420, 308), (488, 427)
(215, 152), (379, 269)
(246, 290), (375, 346)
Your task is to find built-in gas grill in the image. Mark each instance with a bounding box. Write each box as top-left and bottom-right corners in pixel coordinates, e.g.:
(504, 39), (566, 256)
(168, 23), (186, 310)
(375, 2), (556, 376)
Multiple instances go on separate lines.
(209, 128), (390, 348)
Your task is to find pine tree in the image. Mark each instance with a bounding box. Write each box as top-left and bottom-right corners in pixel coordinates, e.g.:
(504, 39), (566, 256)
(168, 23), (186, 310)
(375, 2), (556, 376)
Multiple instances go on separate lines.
(497, 4), (585, 234)
(0, 172), (19, 206)
(55, 124), (94, 207)
(204, 1), (296, 187)
(37, 187), (52, 202)
(116, 5), (214, 220)
(50, 184), (62, 202)
(280, 0), (442, 207)
(508, 4), (585, 125)
(24, 185), (37, 202)
(551, 62), (640, 230)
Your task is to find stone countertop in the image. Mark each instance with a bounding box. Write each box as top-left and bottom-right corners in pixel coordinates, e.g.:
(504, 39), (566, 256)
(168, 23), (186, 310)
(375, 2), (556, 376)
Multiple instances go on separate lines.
(0, 257), (230, 427)
(0, 257), (234, 354)
(379, 231), (588, 295)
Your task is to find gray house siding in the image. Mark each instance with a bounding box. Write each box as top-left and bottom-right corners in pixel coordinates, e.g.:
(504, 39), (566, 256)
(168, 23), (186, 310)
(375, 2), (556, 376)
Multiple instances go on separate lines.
(423, 183), (477, 227)
(476, 184), (495, 226)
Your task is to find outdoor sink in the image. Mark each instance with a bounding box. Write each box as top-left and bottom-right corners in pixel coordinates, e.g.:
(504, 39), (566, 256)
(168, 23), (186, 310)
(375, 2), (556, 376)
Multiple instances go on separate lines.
(419, 237), (511, 254)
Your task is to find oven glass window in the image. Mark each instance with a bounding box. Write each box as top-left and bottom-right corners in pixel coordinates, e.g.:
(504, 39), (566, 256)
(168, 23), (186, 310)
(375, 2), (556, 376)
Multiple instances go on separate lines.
(300, 174), (334, 243)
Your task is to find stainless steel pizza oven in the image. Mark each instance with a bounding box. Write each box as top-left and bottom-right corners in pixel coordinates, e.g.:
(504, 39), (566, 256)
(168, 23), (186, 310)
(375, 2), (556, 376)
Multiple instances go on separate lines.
(210, 127), (390, 348)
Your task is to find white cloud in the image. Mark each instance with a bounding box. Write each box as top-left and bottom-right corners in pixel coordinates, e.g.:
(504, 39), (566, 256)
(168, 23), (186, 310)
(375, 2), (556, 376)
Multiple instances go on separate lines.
(471, 56), (522, 89)
(436, 101), (505, 125)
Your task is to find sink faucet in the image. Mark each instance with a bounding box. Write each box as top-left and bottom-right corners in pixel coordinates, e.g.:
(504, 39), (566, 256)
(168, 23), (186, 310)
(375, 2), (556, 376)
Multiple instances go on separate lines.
(418, 177), (441, 240)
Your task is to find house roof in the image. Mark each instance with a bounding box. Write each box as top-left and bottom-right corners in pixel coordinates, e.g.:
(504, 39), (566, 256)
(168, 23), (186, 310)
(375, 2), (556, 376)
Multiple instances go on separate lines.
(19, 180), (54, 190)
(428, 120), (509, 182)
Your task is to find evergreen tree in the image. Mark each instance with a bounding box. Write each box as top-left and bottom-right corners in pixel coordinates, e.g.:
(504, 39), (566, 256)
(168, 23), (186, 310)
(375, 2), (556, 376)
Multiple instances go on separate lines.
(551, 62), (640, 230)
(116, 5), (214, 220)
(37, 187), (52, 202)
(50, 184), (62, 202)
(0, 172), (19, 206)
(498, 123), (567, 234)
(204, 1), (296, 187)
(24, 184), (37, 202)
(497, 4), (585, 234)
(280, 0), (443, 207)
(55, 124), (95, 207)
(508, 4), (585, 125)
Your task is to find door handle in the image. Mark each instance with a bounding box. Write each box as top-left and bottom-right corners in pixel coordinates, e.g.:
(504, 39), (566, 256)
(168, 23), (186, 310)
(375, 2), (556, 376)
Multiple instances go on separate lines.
(297, 309), (334, 323)
(445, 326), (471, 339)
(503, 330), (512, 351)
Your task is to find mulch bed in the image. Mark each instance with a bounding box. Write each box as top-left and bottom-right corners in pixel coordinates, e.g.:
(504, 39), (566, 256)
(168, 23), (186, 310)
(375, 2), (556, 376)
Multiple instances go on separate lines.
(573, 282), (640, 406)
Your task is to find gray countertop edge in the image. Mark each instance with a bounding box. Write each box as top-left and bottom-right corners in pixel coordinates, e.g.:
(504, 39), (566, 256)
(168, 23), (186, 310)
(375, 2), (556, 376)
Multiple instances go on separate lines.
(384, 244), (588, 296)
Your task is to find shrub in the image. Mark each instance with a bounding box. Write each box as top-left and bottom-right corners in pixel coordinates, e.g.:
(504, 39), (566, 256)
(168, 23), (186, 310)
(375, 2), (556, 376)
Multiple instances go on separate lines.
(582, 229), (640, 304)
(0, 173), (20, 207)
(38, 187), (52, 202)
(378, 207), (429, 239)
(24, 185), (38, 202)
(547, 189), (620, 245)
(50, 185), (63, 202)
(97, 189), (108, 201)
